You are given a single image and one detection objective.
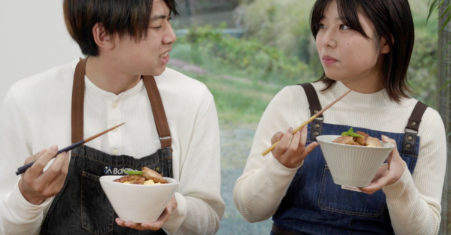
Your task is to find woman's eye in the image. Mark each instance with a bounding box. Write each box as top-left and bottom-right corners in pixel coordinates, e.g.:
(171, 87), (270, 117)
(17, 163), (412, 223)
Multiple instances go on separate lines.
(319, 24), (326, 29)
(340, 24), (350, 30)
(152, 26), (162, 29)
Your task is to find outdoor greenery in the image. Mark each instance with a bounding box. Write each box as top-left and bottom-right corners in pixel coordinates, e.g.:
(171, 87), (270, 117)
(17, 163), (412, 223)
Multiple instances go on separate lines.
(171, 0), (439, 124)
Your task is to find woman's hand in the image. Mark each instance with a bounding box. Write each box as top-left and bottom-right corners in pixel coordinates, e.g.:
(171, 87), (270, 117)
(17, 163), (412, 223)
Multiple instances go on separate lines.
(270, 126), (318, 168)
(116, 195), (177, 231)
(359, 135), (406, 194)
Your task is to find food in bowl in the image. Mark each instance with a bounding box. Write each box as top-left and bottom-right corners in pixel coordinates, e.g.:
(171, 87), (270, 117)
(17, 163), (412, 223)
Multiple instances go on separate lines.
(114, 167), (168, 185)
(100, 175), (179, 223)
(332, 128), (382, 147)
(316, 134), (395, 187)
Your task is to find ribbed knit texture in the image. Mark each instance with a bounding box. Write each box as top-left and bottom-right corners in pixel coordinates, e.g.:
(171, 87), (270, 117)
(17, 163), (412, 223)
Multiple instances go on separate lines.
(233, 81), (447, 235)
(0, 59), (225, 235)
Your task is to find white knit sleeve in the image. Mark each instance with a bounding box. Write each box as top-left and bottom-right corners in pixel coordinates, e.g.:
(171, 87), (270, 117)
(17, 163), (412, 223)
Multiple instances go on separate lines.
(233, 86), (311, 222)
(0, 88), (52, 235)
(383, 108), (447, 235)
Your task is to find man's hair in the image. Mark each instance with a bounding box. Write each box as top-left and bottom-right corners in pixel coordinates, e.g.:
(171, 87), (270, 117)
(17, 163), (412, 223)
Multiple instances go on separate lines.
(63, 0), (178, 56)
(310, 0), (415, 102)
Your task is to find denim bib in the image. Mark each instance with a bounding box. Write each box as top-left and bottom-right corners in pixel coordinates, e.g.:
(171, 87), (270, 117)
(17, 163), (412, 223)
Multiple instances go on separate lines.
(271, 83), (426, 235)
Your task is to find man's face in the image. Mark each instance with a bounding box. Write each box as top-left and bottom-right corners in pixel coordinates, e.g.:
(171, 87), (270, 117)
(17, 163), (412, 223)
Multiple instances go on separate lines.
(111, 0), (176, 76)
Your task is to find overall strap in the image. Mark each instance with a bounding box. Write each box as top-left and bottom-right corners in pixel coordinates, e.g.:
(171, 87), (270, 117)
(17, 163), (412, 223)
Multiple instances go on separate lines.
(71, 58), (172, 148)
(299, 83), (323, 141)
(142, 76), (172, 148)
(401, 101), (428, 154)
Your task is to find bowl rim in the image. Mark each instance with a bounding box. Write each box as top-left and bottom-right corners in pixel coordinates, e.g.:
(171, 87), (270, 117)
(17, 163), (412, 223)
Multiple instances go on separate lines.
(99, 176), (179, 187)
(316, 135), (395, 149)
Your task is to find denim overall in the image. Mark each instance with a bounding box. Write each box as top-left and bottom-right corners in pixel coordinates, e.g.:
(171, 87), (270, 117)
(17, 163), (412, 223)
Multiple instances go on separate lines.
(40, 58), (173, 235)
(271, 83), (427, 235)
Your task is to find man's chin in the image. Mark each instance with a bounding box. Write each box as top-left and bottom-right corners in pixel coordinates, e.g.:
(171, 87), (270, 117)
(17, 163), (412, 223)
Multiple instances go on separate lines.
(146, 66), (167, 77)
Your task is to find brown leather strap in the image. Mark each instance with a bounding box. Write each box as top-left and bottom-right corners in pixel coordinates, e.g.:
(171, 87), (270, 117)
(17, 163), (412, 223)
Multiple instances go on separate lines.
(71, 58), (171, 148)
(402, 101), (428, 154)
(71, 58), (87, 143)
(299, 83), (324, 141)
(272, 224), (304, 235)
(300, 83), (323, 117)
(142, 75), (172, 148)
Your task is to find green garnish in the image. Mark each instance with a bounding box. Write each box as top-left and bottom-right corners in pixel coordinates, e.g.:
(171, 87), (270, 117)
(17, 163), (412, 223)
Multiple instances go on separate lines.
(341, 128), (364, 138)
(124, 170), (143, 175)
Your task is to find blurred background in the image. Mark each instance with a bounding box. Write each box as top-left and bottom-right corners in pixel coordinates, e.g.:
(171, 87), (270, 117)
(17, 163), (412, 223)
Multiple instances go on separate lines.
(0, 0), (449, 234)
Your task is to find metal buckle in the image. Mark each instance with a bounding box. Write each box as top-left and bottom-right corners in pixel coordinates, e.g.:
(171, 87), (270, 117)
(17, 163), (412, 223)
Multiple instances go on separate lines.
(404, 128), (418, 135)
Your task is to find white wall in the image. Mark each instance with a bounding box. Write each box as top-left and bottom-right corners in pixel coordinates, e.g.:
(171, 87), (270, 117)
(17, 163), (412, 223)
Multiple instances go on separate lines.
(0, 1), (82, 105)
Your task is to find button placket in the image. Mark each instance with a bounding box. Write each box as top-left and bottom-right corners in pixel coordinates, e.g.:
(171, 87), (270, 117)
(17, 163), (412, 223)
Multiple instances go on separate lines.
(107, 99), (123, 155)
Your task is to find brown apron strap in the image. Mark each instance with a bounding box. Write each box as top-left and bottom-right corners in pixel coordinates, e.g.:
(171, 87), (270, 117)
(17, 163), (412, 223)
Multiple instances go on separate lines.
(401, 101), (428, 154)
(299, 83), (324, 141)
(71, 58), (172, 148)
(142, 76), (172, 148)
(71, 58), (87, 143)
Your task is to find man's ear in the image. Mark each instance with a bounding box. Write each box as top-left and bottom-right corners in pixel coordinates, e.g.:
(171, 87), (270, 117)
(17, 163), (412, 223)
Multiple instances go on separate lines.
(92, 23), (114, 51)
(380, 36), (392, 54)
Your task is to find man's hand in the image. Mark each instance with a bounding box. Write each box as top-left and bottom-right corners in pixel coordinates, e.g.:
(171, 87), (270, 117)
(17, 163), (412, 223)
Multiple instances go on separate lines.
(359, 135), (406, 194)
(116, 195), (177, 231)
(18, 146), (70, 205)
(271, 126), (318, 168)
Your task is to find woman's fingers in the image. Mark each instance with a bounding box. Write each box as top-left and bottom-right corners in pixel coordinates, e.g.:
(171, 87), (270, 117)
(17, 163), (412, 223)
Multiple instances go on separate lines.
(272, 128), (293, 157)
(271, 131), (284, 145)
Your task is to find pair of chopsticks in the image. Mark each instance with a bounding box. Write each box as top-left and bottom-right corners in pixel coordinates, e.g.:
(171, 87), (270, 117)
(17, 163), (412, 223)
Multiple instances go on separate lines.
(15, 123), (125, 175)
(261, 89), (352, 156)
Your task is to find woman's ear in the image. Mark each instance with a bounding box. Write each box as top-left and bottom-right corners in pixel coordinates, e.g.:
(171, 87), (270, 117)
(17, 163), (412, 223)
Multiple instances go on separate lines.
(92, 23), (115, 51)
(380, 36), (392, 54)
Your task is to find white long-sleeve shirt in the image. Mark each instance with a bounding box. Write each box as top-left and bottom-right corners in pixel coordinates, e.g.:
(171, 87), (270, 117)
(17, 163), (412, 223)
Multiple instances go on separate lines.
(0, 59), (225, 235)
(233, 81), (447, 235)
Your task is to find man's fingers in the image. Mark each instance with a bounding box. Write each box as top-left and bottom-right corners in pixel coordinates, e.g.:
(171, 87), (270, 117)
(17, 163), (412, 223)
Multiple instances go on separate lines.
(141, 208), (170, 230)
(24, 149), (46, 165)
(36, 151), (68, 187)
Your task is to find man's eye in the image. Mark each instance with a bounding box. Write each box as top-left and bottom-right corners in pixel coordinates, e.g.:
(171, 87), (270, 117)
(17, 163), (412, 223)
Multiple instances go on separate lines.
(340, 24), (350, 30)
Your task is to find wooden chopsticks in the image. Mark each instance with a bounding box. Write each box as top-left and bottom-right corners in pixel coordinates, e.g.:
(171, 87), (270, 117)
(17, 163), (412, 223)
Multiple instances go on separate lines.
(261, 89), (352, 156)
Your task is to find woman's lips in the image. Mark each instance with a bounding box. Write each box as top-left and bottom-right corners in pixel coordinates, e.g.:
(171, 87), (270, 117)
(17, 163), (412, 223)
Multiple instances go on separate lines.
(322, 55), (338, 65)
(161, 52), (170, 64)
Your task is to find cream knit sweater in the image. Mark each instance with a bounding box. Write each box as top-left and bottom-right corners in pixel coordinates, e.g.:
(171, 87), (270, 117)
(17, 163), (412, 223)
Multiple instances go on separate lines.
(0, 59), (225, 235)
(233, 81), (447, 235)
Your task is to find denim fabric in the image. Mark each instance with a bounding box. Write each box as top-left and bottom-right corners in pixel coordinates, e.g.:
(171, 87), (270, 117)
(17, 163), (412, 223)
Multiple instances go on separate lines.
(272, 123), (419, 235)
(40, 145), (172, 235)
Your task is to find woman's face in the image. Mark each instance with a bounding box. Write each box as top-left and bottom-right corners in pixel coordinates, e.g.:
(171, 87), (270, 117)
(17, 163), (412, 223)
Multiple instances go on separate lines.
(315, 0), (389, 92)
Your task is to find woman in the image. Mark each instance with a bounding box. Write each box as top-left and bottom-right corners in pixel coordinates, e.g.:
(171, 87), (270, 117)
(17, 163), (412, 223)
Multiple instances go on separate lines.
(233, 0), (447, 234)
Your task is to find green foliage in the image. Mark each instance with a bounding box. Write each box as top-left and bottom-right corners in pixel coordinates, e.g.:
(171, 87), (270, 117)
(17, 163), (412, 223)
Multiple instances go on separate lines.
(173, 25), (314, 86)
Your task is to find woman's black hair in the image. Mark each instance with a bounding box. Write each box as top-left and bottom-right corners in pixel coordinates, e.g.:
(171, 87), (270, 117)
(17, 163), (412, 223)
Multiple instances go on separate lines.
(310, 0), (414, 102)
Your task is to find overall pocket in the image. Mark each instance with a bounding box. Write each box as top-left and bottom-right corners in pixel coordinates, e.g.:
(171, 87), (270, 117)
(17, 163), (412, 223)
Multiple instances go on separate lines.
(318, 165), (386, 217)
(81, 171), (114, 235)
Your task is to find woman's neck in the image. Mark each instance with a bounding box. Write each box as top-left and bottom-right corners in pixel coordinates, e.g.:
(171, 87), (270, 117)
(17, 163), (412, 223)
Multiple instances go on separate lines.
(85, 56), (141, 95)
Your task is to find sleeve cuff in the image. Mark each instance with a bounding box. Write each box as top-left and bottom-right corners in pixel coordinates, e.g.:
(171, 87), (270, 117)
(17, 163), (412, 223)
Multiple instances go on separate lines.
(162, 192), (187, 234)
(266, 153), (302, 177)
(5, 180), (52, 222)
(382, 164), (414, 199)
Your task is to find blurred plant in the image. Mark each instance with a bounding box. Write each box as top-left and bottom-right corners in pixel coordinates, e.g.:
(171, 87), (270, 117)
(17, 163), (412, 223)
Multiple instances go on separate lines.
(173, 24), (314, 85)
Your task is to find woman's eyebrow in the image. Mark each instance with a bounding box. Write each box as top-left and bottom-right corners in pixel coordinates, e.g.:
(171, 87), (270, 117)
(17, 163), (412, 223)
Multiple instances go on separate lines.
(151, 14), (167, 21)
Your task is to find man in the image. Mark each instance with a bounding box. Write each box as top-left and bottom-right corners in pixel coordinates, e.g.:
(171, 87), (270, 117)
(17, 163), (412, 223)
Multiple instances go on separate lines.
(0, 0), (224, 234)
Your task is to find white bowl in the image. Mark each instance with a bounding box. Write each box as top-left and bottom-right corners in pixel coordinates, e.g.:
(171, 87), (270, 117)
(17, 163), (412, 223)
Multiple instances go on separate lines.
(99, 176), (179, 223)
(316, 135), (395, 187)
